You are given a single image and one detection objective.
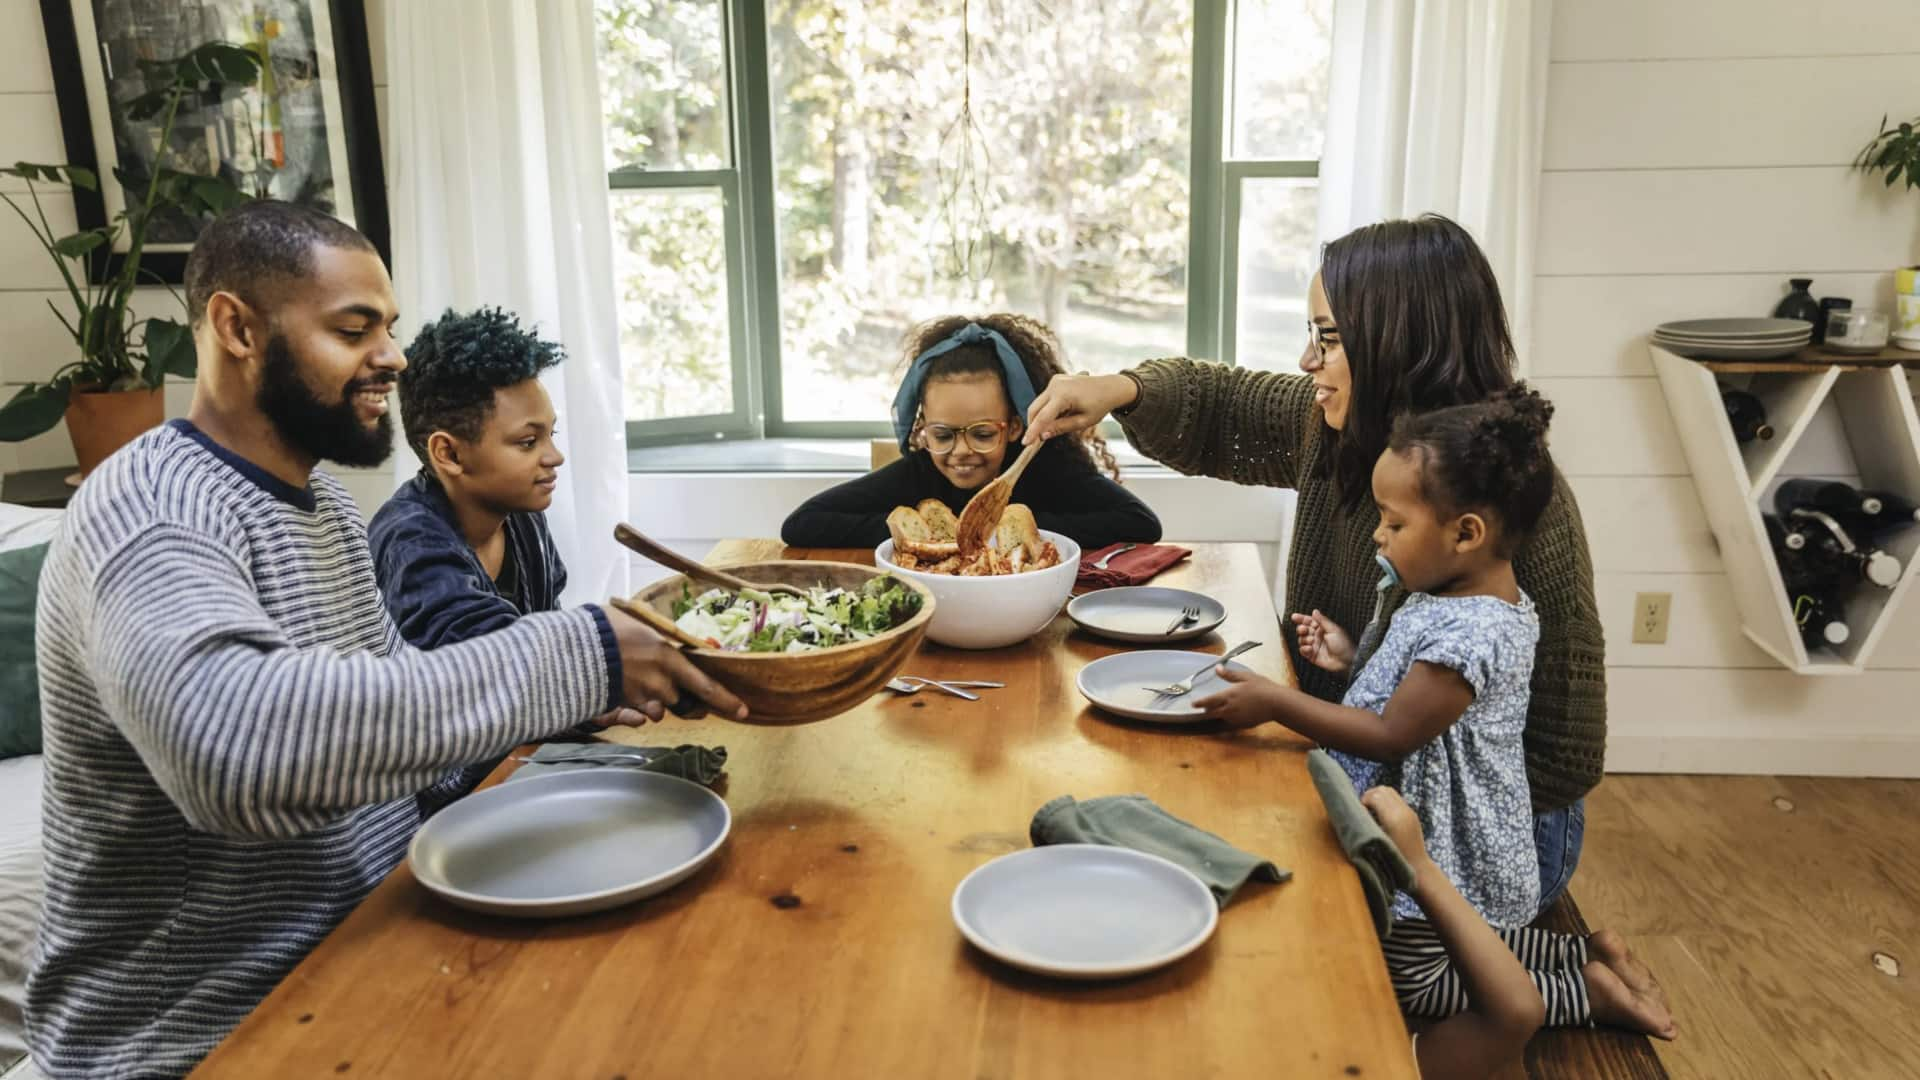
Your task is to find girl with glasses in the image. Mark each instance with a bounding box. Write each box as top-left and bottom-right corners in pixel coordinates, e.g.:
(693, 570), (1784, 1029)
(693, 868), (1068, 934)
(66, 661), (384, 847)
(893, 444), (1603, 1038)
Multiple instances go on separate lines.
(781, 313), (1160, 550)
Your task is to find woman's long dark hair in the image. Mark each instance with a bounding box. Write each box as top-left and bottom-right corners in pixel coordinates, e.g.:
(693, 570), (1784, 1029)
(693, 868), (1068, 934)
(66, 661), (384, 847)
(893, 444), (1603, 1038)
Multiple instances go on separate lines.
(1318, 215), (1516, 508)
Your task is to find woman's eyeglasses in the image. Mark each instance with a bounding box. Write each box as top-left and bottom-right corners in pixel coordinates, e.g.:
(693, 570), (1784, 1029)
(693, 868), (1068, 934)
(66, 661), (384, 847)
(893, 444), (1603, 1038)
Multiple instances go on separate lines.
(1306, 321), (1341, 363)
(922, 421), (1010, 454)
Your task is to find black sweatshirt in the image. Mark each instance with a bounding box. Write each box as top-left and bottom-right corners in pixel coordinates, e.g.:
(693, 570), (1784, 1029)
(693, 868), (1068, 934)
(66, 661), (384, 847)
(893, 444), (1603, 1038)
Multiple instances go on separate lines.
(780, 442), (1162, 550)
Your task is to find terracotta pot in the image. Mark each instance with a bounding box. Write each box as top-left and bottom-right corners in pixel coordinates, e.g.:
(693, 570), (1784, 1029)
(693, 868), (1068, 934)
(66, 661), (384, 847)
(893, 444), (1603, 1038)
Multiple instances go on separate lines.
(64, 385), (164, 477)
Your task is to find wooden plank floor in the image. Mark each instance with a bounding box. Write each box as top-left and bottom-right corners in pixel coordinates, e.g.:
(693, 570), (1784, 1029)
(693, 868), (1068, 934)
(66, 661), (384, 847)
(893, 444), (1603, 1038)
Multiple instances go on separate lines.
(1575, 775), (1920, 1078)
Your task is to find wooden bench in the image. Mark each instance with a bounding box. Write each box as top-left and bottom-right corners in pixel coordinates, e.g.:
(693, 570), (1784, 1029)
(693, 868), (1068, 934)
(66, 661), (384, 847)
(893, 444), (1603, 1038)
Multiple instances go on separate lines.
(1494, 893), (1669, 1080)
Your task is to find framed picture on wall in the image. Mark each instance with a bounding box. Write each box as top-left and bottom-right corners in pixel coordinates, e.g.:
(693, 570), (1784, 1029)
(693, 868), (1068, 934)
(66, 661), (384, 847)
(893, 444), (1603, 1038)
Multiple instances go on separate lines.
(37, 0), (387, 283)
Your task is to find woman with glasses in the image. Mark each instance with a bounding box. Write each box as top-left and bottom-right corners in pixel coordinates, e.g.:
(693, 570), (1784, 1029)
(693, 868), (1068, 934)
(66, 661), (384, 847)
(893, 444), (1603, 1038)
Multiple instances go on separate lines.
(1022, 216), (1604, 915)
(780, 313), (1161, 550)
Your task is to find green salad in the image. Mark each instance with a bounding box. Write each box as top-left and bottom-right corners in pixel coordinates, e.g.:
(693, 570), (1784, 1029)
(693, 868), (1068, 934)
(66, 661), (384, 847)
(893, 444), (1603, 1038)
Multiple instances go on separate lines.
(671, 575), (923, 653)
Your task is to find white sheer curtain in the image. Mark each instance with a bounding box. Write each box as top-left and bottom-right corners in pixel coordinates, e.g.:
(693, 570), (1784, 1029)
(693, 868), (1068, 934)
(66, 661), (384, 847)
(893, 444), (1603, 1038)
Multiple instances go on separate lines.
(384, 0), (630, 605)
(1315, 0), (1554, 367)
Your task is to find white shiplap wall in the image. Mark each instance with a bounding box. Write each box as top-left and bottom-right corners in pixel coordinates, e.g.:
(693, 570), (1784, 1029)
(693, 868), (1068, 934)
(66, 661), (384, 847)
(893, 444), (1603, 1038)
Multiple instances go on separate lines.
(0, 0), (393, 515)
(1536, 0), (1920, 774)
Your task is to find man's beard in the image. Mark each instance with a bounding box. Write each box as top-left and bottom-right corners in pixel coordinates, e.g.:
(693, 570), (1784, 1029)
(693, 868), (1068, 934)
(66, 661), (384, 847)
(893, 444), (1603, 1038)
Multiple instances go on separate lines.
(257, 334), (395, 468)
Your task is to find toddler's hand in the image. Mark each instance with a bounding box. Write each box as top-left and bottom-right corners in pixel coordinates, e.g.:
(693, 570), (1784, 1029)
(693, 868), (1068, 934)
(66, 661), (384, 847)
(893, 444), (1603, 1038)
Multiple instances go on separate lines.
(1192, 668), (1292, 729)
(1360, 786), (1429, 864)
(1292, 610), (1355, 673)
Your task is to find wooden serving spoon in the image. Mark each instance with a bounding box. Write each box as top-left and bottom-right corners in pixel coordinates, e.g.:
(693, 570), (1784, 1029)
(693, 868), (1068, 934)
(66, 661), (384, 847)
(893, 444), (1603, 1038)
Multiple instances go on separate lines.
(605, 596), (720, 718)
(614, 522), (806, 598)
(954, 439), (1043, 554)
(608, 594), (710, 649)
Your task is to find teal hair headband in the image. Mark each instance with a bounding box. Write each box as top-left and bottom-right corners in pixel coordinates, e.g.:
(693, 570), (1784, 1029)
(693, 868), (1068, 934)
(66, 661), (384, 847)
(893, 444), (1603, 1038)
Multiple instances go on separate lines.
(891, 322), (1040, 451)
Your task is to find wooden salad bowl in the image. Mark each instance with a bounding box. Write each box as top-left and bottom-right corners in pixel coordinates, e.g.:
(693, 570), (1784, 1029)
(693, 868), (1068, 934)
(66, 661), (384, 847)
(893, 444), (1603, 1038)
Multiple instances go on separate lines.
(628, 560), (936, 724)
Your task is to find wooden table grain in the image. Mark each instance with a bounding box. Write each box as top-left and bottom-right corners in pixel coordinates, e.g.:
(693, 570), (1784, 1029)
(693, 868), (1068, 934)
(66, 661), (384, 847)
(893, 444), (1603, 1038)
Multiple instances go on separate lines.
(192, 541), (1416, 1080)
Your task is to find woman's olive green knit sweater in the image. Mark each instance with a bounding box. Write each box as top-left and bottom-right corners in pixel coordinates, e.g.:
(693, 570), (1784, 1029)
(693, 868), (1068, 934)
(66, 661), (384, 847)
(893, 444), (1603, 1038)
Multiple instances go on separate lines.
(1118, 358), (1608, 813)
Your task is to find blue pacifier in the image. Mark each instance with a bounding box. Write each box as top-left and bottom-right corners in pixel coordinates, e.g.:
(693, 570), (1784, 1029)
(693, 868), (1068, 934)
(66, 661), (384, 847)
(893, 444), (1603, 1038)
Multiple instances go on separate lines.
(1374, 552), (1402, 591)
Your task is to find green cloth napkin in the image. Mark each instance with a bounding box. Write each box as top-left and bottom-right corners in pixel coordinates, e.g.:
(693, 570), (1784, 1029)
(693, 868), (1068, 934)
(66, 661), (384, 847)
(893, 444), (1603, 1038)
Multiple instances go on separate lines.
(1306, 749), (1416, 937)
(508, 743), (729, 787)
(1030, 794), (1290, 908)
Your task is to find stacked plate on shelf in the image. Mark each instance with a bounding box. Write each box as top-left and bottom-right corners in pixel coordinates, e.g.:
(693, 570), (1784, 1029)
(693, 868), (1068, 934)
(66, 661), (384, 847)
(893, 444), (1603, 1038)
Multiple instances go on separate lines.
(1651, 318), (1811, 361)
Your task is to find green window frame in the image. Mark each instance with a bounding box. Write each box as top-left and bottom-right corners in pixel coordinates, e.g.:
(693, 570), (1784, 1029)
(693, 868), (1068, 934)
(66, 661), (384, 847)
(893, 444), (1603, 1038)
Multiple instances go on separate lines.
(611, 0), (1322, 448)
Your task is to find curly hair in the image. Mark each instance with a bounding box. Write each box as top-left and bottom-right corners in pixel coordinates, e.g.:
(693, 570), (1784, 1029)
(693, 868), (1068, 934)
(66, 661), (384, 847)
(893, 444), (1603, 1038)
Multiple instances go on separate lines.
(1387, 381), (1555, 558)
(899, 312), (1122, 480)
(399, 308), (564, 463)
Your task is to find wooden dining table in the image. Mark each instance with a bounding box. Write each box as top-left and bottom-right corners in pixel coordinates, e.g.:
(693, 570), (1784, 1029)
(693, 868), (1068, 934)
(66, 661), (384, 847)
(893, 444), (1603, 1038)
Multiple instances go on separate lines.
(192, 541), (1417, 1079)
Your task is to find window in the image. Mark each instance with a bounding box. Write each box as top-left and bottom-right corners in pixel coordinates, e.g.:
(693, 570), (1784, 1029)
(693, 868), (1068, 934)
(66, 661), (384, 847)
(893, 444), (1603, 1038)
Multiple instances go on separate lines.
(594, 0), (1330, 444)
(1222, 0), (1331, 370)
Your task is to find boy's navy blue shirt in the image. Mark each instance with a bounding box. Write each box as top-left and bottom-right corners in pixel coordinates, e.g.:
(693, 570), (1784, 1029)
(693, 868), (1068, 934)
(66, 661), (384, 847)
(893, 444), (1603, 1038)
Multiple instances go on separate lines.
(369, 469), (569, 648)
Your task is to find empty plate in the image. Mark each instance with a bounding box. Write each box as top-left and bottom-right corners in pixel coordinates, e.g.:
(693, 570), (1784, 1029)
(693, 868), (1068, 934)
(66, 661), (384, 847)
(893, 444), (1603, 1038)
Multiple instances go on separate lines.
(1076, 650), (1255, 723)
(1067, 587), (1227, 643)
(409, 768), (730, 918)
(952, 844), (1218, 979)
(1654, 317), (1815, 339)
(1651, 339), (1806, 361)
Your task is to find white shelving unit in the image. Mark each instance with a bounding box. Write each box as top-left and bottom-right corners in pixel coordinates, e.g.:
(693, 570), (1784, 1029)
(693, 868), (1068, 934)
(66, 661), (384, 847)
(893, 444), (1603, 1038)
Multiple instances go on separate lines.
(1651, 344), (1920, 674)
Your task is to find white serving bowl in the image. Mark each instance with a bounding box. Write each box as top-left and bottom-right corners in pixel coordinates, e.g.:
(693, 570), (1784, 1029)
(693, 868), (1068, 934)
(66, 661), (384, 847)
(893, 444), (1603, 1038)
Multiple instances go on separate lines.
(875, 530), (1081, 649)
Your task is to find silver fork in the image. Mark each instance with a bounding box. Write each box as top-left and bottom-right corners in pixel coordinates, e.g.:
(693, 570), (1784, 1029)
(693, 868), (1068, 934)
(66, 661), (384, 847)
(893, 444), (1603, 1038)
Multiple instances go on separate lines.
(1091, 543), (1139, 569)
(1143, 640), (1262, 700)
(1164, 603), (1203, 635)
(511, 749), (666, 767)
(884, 677), (1003, 701)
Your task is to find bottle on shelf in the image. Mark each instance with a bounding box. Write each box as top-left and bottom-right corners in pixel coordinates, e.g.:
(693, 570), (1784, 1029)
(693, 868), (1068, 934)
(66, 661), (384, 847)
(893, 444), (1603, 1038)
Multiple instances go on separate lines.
(1774, 478), (1882, 523)
(1765, 515), (1859, 655)
(1764, 512), (1807, 553)
(1765, 513), (1821, 583)
(1784, 507), (1903, 588)
(1790, 588), (1852, 651)
(1857, 489), (1920, 534)
(1719, 388), (1774, 443)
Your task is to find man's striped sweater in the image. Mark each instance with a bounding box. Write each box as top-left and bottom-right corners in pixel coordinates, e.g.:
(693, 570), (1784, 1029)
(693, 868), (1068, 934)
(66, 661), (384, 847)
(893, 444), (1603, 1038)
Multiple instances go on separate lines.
(27, 421), (619, 1079)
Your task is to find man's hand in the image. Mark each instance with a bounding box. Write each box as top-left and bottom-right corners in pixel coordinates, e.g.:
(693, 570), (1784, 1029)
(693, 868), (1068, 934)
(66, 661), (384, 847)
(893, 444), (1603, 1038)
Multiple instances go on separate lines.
(1291, 609), (1355, 673)
(1191, 667), (1294, 729)
(591, 707), (657, 727)
(604, 606), (748, 721)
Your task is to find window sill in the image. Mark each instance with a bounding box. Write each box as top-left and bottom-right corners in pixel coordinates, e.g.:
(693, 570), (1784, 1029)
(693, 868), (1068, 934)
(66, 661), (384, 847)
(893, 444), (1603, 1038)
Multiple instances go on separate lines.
(626, 438), (1172, 475)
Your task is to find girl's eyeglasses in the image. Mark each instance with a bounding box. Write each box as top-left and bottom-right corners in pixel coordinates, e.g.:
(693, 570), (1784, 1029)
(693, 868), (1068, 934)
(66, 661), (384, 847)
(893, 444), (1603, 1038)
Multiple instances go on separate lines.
(922, 421), (1010, 454)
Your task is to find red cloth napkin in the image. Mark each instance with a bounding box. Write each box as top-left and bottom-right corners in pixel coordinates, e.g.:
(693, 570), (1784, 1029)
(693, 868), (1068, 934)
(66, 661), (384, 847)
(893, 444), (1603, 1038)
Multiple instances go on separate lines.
(1077, 543), (1193, 589)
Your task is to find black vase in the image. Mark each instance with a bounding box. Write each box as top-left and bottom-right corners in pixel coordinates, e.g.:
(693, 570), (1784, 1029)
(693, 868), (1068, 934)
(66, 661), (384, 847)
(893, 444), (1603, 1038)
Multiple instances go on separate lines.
(1773, 278), (1821, 327)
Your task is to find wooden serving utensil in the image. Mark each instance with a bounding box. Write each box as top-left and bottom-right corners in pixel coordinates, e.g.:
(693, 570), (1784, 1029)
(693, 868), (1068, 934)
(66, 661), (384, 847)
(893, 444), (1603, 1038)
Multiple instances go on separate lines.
(608, 594), (710, 649)
(614, 522), (805, 598)
(954, 439), (1043, 554)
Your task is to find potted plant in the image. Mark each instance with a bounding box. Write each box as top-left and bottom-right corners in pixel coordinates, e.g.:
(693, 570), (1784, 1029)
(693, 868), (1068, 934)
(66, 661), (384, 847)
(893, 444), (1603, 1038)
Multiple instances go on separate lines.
(0, 42), (262, 475)
(1854, 113), (1920, 349)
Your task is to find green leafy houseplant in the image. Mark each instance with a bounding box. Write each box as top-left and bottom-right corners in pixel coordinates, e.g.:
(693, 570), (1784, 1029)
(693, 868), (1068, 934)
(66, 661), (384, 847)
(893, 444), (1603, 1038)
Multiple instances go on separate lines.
(1854, 113), (1920, 193)
(0, 42), (263, 445)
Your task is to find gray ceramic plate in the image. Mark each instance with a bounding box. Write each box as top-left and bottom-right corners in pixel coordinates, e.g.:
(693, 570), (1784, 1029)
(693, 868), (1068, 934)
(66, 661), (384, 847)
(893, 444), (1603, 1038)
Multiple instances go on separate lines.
(1654, 317), (1815, 339)
(1075, 650), (1255, 723)
(1067, 586), (1227, 643)
(409, 768), (730, 918)
(952, 844), (1218, 979)
(1650, 338), (1806, 361)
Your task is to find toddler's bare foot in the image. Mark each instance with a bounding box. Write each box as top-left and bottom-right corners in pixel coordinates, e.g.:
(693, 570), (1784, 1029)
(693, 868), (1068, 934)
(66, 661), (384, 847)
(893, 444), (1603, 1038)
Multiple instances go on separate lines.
(1589, 929), (1672, 1013)
(1583, 958), (1677, 1040)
